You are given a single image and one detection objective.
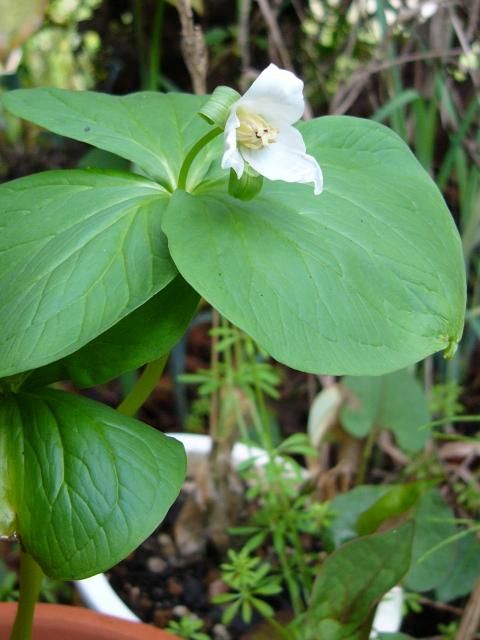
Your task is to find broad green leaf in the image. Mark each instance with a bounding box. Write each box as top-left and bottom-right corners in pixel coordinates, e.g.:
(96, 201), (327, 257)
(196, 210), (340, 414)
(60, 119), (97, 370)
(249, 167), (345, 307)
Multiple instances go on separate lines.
(26, 275), (199, 388)
(0, 169), (176, 377)
(78, 147), (131, 172)
(356, 482), (427, 536)
(341, 370), (430, 452)
(0, 389), (185, 579)
(304, 522), (414, 640)
(328, 485), (389, 549)
(435, 534), (480, 602)
(330, 487), (458, 594)
(2, 89), (222, 191)
(377, 635), (414, 640)
(162, 117), (465, 375)
(405, 489), (456, 592)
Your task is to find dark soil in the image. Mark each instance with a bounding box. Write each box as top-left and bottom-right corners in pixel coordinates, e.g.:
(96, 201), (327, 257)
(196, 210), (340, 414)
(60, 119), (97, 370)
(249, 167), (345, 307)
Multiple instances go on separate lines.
(107, 491), (270, 640)
(106, 496), (463, 640)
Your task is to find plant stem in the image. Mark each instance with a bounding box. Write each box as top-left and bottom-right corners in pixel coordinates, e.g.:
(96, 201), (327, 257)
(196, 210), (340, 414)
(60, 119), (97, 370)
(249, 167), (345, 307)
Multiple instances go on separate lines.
(148, 0), (166, 91)
(267, 616), (297, 640)
(117, 354), (168, 417)
(133, 0), (147, 89)
(177, 128), (222, 190)
(10, 550), (43, 640)
(274, 533), (304, 616)
(356, 426), (378, 486)
(376, 0), (406, 139)
(209, 309), (220, 441)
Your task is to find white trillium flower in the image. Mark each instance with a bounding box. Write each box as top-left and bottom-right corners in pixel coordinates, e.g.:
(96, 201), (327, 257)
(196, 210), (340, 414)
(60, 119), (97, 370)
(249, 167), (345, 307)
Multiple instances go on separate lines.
(221, 63), (323, 195)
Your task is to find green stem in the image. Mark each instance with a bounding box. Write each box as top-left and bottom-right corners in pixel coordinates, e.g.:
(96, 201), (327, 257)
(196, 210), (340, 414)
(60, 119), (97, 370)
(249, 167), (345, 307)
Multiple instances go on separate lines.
(267, 616), (297, 640)
(177, 128), (222, 190)
(274, 534), (304, 616)
(290, 529), (313, 597)
(10, 550), (43, 640)
(356, 426), (378, 486)
(117, 354), (168, 417)
(148, 0), (165, 91)
(376, 0), (406, 139)
(133, 0), (147, 90)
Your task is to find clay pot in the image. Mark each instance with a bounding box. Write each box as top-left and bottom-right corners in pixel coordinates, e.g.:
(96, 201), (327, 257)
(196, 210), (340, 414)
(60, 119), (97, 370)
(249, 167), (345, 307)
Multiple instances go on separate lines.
(0, 603), (179, 640)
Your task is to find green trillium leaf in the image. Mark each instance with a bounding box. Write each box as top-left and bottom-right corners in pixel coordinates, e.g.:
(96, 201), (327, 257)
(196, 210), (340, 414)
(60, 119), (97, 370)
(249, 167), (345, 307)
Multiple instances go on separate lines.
(0, 389), (185, 579)
(341, 369), (430, 452)
(0, 169), (176, 377)
(163, 116), (465, 375)
(2, 89), (223, 191)
(304, 521), (414, 639)
(26, 275), (199, 389)
(356, 482), (427, 536)
(405, 489), (457, 592)
(328, 485), (389, 549)
(435, 534), (480, 602)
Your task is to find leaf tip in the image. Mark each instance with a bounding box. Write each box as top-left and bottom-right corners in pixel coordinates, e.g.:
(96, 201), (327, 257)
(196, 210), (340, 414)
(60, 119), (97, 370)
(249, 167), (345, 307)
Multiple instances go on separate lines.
(443, 335), (459, 360)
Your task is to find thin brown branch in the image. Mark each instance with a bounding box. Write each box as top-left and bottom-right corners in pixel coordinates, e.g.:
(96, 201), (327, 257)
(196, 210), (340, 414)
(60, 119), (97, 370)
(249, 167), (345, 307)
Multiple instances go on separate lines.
(466, 0), (480, 40)
(256, 0), (293, 70)
(255, 0), (313, 119)
(456, 580), (480, 640)
(176, 0), (208, 95)
(331, 48), (462, 115)
(449, 5), (480, 92)
(238, 0), (252, 76)
(419, 596), (464, 617)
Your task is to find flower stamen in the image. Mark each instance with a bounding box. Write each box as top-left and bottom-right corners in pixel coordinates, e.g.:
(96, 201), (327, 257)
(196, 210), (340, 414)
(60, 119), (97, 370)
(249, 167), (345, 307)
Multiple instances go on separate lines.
(236, 108), (278, 150)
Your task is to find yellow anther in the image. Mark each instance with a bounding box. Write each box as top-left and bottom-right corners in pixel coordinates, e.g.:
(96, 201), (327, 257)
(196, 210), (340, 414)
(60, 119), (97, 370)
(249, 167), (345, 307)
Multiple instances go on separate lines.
(236, 108), (278, 150)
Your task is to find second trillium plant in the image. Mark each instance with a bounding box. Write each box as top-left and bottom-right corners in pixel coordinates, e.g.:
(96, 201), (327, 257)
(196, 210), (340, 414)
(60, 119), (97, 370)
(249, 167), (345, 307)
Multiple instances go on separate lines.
(0, 65), (465, 637)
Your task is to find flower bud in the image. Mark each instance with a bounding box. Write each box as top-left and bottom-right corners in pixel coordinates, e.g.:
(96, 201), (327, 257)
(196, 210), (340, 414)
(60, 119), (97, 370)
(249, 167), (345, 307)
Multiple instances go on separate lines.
(228, 165), (263, 201)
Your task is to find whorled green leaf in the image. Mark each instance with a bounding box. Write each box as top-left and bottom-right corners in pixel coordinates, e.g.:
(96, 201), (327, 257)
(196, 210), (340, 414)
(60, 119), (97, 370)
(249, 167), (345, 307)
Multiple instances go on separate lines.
(26, 275), (199, 388)
(329, 486), (460, 597)
(356, 482), (427, 536)
(2, 89), (222, 191)
(162, 117), (465, 376)
(328, 485), (389, 549)
(341, 370), (430, 452)
(0, 169), (176, 378)
(405, 489), (456, 592)
(304, 522), (414, 640)
(0, 389), (185, 579)
(435, 534), (480, 602)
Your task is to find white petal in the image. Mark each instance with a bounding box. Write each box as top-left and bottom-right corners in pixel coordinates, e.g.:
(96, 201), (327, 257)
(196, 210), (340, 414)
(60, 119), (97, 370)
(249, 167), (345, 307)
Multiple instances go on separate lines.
(241, 139), (323, 195)
(239, 63), (305, 125)
(276, 124), (307, 153)
(221, 106), (245, 177)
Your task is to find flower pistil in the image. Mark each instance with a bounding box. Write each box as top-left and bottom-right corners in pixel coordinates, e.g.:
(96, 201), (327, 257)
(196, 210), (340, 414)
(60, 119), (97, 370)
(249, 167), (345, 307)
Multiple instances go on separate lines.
(236, 108), (278, 150)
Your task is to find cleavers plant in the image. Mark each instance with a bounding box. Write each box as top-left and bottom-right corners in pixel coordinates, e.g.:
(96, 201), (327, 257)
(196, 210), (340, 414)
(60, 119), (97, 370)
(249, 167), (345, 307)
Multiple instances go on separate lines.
(0, 63), (465, 638)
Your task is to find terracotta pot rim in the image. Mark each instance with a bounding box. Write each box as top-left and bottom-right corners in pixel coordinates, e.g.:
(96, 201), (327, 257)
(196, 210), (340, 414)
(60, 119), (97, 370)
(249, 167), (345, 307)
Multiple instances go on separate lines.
(0, 602), (179, 639)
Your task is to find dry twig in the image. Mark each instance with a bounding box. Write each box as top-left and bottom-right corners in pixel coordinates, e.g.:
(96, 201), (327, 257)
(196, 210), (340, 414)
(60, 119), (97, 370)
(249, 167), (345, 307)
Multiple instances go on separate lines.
(449, 5), (480, 92)
(238, 0), (252, 77)
(331, 48), (462, 115)
(456, 580), (480, 640)
(255, 0), (313, 119)
(176, 0), (208, 94)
